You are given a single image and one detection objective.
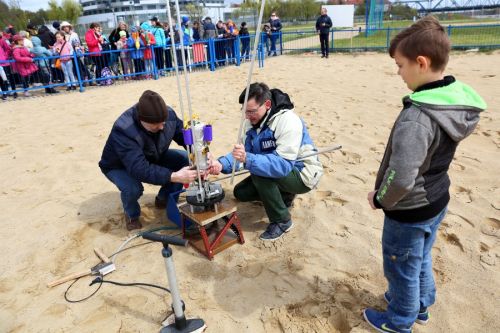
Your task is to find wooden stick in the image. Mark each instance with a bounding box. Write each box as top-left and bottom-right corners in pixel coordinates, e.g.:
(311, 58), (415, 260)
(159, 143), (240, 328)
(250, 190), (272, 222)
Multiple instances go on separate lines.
(47, 269), (91, 288)
(94, 248), (111, 263)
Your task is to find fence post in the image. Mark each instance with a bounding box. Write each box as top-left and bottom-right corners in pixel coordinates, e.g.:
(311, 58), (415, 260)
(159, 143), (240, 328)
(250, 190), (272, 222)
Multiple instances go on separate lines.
(235, 36), (241, 66)
(279, 31), (283, 55)
(447, 25), (452, 37)
(73, 52), (85, 92)
(331, 29), (334, 51)
(386, 27), (391, 49)
(209, 38), (216, 72)
(152, 46), (159, 80)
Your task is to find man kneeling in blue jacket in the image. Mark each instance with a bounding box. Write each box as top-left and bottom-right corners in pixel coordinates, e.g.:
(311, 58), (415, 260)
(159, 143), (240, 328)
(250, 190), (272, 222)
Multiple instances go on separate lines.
(99, 90), (198, 231)
(210, 83), (323, 241)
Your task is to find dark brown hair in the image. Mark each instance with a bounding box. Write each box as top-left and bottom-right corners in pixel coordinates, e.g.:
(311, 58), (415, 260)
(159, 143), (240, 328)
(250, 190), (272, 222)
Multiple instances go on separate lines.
(389, 16), (450, 71)
(89, 23), (100, 29)
(239, 82), (272, 105)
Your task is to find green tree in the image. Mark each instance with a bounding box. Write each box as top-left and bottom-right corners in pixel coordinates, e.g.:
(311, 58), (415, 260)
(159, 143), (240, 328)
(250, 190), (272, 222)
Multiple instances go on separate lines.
(185, 3), (205, 22)
(61, 0), (82, 23)
(355, 2), (366, 16)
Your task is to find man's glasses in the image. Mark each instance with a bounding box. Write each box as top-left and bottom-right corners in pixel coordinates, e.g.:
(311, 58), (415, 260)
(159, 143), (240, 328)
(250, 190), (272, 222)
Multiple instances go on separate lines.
(244, 104), (263, 115)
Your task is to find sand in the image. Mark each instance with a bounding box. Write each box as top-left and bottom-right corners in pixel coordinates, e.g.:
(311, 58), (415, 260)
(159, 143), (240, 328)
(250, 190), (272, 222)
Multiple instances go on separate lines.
(0, 51), (499, 333)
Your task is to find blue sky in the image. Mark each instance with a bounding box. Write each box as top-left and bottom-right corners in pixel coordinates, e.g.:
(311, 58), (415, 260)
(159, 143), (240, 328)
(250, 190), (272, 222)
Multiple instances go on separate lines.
(17, 0), (242, 12)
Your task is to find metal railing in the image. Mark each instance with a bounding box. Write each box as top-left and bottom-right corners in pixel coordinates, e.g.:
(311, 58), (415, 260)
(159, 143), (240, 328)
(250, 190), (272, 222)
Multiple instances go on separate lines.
(2, 24), (498, 99)
(280, 24), (500, 53)
(0, 35), (265, 98)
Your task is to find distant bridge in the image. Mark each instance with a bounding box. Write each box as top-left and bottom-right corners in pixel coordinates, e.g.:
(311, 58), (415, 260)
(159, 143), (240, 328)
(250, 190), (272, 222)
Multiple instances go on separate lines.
(390, 0), (500, 13)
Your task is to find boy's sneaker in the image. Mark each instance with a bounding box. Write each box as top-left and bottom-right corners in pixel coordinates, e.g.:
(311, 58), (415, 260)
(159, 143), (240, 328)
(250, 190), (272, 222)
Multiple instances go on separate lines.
(259, 220), (293, 241)
(383, 292), (430, 325)
(24, 91), (31, 97)
(363, 308), (412, 333)
(1, 94), (6, 100)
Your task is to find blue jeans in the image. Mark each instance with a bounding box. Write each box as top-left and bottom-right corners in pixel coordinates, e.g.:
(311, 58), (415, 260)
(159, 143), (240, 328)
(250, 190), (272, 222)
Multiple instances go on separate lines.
(60, 60), (76, 87)
(104, 149), (188, 218)
(382, 206), (447, 328)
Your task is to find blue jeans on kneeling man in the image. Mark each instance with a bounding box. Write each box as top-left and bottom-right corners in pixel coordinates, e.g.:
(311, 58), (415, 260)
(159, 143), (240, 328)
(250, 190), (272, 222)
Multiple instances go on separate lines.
(104, 149), (188, 219)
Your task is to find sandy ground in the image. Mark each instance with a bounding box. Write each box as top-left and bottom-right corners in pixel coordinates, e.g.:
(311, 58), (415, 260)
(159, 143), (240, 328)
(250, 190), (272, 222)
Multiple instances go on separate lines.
(0, 51), (499, 333)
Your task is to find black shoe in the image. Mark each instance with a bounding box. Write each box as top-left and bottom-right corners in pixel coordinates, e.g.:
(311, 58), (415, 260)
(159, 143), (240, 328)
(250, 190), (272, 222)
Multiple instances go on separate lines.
(321, 55), (325, 58)
(155, 196), (167, 209)
(13, 92), (18, 99)
(66, 87), (71, 91)
(125, 215), (142, 231)
(267, 51), (271, 56)
(45, 88), (59, 94)
(273, 53), (277, 56)
(326, 54), (329, 58)
(1, 94), (6, 100)
(71, 86), (76, 90)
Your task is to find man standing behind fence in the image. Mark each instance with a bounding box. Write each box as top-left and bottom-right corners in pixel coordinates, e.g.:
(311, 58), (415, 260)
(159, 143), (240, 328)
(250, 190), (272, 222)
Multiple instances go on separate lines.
(316, 7), (332, 59)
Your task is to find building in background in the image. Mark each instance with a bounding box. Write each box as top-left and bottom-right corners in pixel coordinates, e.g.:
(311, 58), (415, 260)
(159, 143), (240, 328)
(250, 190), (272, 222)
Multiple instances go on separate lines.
(77, 0), (232, 31)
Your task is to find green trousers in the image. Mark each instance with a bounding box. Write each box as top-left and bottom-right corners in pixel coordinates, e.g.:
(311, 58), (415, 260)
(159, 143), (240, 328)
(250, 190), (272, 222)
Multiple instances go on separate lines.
(234, 169), (310, 224)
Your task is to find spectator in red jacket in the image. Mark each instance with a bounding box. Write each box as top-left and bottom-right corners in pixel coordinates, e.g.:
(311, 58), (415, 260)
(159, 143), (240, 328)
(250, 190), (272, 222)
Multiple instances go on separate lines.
(11, 34), (38, 97)
(85, 22), (105, 83)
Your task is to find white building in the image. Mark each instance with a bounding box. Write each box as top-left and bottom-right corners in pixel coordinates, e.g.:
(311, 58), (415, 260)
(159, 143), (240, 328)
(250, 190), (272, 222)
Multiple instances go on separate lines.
(77, 0), (232, 30)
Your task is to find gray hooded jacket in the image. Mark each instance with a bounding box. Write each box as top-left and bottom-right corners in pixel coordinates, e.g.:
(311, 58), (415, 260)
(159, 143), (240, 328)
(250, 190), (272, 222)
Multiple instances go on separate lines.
(374, 77), (486, 222)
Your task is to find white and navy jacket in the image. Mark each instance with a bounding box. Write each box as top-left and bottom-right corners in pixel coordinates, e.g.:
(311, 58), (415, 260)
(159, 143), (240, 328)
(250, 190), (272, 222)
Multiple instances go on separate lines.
(219, 89), (323, 189)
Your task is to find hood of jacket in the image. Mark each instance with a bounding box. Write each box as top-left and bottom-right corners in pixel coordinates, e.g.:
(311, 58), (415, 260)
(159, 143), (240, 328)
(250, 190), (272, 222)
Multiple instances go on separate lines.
(268, 88), (294, 119)
(31, 36), (42, 47)
(407, 80), (486, 142)
(140, 22), (152, 31)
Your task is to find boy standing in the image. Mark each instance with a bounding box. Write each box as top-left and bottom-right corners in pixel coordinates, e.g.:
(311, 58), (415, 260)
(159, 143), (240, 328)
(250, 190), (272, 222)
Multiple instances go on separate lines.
(364, 16), (486, 333)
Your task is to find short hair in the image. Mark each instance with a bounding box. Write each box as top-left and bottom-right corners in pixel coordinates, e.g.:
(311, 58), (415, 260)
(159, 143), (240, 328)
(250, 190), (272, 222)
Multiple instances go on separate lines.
(239, 82), (272, 105)
(89, 23), (100, 29)
(389, 16), (450, 71)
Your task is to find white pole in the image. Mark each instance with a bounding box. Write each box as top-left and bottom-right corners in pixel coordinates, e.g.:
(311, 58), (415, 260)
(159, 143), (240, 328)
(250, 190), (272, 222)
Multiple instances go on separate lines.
(229, 0), (267, 185)
(173, 0), (204, 193)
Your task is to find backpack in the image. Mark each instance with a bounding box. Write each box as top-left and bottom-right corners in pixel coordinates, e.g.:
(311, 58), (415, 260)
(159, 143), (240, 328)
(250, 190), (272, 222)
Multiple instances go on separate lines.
(100, 67), (113, 86)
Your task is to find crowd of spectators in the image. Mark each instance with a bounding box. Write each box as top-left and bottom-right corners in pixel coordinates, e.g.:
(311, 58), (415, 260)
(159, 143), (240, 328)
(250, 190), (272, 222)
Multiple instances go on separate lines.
(0, 13), (283, 100)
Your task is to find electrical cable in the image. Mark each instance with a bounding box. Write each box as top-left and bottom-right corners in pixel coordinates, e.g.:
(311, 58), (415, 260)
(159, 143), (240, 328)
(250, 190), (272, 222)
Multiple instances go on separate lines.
(64, 277), (103, 303)
(90, 277), (171, 294)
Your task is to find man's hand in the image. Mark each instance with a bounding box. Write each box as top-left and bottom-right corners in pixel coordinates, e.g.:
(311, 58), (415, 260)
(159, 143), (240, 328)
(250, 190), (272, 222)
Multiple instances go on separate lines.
(208, 160), (223, 175)
(367, 190), (378, 210)
(232, 144), (246, 163)
(206, 153), (222, 175)
(171, 166), (198, 184)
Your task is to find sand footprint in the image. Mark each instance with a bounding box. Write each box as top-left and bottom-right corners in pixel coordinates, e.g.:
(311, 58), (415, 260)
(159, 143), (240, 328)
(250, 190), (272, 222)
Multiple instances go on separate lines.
(341, 151), (363, 165)
(451, 185), (473, 203)
(441, 231), (465, 252)
(480, 217), (499, 238)
(238, 261), (264, 278)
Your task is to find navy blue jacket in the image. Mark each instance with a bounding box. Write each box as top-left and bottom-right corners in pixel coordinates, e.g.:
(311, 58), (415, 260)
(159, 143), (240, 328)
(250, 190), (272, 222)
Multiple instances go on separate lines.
(316, 15), (332, 34)
(99, 106), (185, 185)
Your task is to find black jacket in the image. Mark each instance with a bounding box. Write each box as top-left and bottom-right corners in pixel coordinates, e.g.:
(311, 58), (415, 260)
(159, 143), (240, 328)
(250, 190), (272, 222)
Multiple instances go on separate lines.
(316, 15), (332, 34)
(99, 106), (185, 185)
(37, 25), (56, 48)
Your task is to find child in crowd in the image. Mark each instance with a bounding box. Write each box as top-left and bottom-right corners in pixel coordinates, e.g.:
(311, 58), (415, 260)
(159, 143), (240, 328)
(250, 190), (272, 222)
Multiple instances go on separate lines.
(11, 34), (38, 97)
(364, 16), (487, 333)
(53, 31), (77, 90)
(239, 22), (250, 60)
(128, 26), (145, 78)
(140, 22), (156, 79)
(116, 30), (132, 80)
(0, 35), (10, 99)
(30, 36), (58, 94)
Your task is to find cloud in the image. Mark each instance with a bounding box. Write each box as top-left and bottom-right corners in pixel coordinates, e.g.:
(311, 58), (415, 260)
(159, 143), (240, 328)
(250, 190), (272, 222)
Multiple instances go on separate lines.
(18, 0), (49, 12)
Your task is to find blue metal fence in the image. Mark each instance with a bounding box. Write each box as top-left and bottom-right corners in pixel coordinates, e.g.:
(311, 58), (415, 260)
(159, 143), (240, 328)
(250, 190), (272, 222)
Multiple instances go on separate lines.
(2, 24), (498, 99)
(281, 24), (500, 53)
(0, 35), (265, 98)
